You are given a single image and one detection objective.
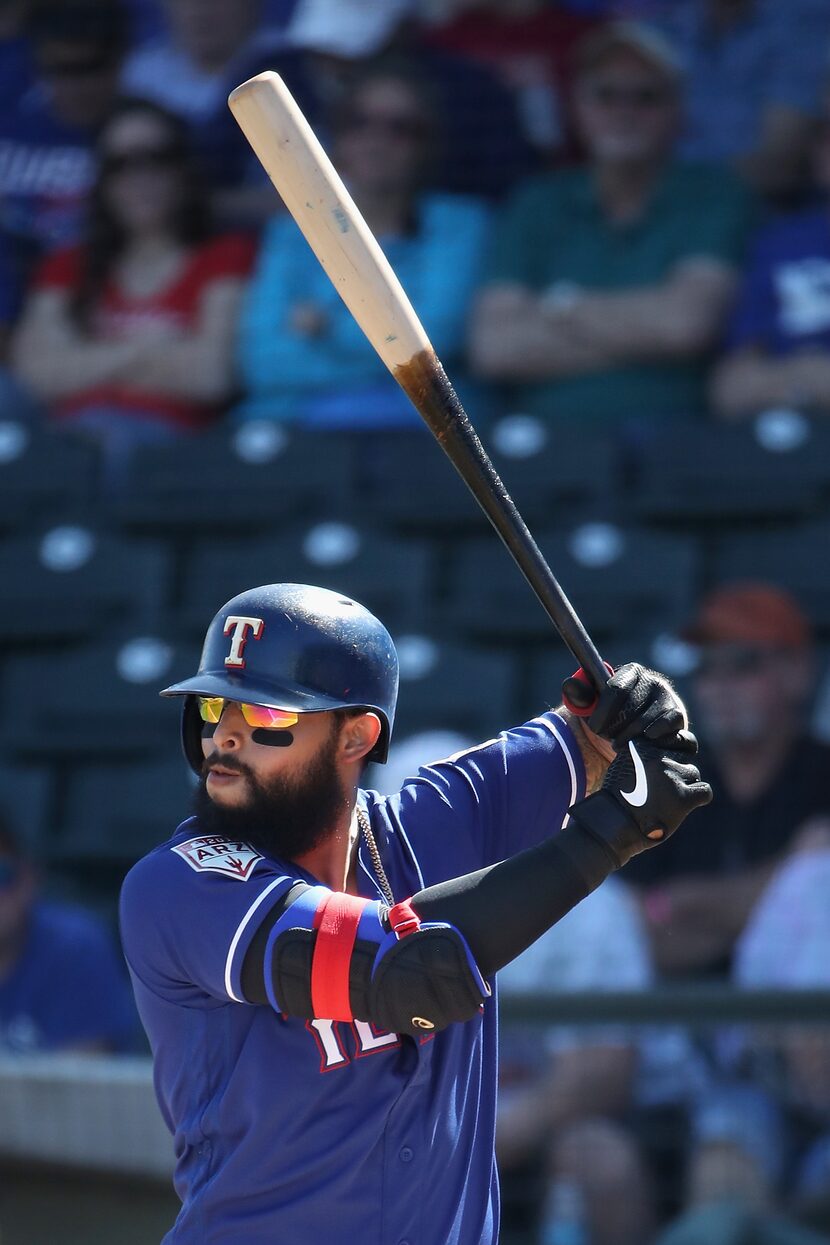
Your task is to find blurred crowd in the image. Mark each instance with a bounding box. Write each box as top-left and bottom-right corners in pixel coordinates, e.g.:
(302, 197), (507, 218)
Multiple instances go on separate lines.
(1, 0), (830, 1243)
(6, 0), (830, 460)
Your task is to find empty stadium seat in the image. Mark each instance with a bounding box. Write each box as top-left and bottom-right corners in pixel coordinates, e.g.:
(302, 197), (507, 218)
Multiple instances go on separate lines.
(442, 524), (700, 643)
(392, 634), (518, 739)
(0, 422), (99, 532)
(484, 416), (619, 526)
(710, 520), (830, 633)
(360, 419), (618, 533)
(0, 764), (54, 855)
(359, 428), (491, 531)
(115, 422), (360, 533)
(177, 523), (436, 635)
(0, 632), (199, 760)
(0, 526), (172, 647)
(0, 525), (171, 647)
(631, 417), (830, 525)
(57, 758), (196, 867)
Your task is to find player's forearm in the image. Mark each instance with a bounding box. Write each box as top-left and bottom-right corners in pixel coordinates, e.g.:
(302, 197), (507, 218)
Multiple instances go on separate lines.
(410, 820), (618, 979)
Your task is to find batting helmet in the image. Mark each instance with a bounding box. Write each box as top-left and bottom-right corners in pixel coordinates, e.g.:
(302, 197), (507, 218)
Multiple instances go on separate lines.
(161, 583), (399, 773)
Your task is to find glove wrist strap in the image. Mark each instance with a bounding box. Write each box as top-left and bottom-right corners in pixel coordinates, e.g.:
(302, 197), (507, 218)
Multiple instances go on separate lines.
(566, 790), (644, 870)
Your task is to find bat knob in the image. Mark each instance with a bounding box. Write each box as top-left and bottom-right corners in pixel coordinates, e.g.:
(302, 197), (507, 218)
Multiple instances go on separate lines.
(561, 662), (614, 717)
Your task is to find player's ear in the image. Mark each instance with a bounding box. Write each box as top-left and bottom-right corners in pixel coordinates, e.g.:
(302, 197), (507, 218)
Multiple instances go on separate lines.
(339, 712), (382, 764)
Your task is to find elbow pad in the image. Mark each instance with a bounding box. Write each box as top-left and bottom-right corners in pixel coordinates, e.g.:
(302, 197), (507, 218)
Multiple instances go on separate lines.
(260, 887), (490, 1037)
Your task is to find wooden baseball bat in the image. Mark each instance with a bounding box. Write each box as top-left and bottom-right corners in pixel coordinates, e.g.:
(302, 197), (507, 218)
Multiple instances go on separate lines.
(228, 71), (608, 699)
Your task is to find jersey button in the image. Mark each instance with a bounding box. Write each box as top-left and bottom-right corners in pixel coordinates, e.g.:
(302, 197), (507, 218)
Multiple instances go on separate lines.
(399, 1146), (414, 1163)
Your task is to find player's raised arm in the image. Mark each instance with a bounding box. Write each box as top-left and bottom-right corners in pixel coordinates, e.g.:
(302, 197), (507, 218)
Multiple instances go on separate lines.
(239, 736), (710, 1037)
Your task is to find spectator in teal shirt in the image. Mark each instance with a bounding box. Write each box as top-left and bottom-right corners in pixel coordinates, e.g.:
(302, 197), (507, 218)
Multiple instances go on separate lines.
(235, 62), (491, 428)
(470, 21), (755, 431)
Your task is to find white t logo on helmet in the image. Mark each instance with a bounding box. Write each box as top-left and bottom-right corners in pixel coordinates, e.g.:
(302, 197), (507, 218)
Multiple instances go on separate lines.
(223, 616), (265, 668)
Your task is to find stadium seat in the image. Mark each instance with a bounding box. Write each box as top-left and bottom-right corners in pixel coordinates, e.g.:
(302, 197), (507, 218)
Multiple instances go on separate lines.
(392, 634), (518, 739)
(0, 632), (199, 760)
(359, 428), (491, 531)
(441, 524), (700, 643)
(0, 421), (99, 532)
(177, 523), (436, 636)
(115, 422), (360, 533)
(0, 526), (172, 646)
(57, 758), (196, 868)
(483, 416), (619, 527)
(710, 520), (830, 634)
(0, 764), (54, 855)
(360, 419), (618, 533)
(630, 417), (830, 525)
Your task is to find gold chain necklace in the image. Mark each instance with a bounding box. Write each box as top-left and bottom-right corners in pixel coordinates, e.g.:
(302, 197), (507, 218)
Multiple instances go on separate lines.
(356, 805), (395, 907)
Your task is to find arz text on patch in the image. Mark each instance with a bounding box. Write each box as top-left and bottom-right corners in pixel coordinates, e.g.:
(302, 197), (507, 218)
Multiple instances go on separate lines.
(172, 836), (263, 881)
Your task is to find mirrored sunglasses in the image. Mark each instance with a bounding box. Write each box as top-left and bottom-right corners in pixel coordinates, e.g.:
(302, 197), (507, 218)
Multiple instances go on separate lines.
(197, 697), (299, 730)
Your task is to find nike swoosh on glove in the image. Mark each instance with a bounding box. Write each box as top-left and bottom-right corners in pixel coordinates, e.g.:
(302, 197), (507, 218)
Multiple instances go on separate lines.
(566, 734), (713, 870)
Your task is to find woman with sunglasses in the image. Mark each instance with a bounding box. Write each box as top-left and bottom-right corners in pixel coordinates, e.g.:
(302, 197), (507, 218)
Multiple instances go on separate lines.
(11, 97), (255, 480)
(236, 62), (491, 427)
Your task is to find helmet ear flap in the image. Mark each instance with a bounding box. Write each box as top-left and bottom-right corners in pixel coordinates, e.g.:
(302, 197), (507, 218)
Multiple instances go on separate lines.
(182, 696), (206, 775)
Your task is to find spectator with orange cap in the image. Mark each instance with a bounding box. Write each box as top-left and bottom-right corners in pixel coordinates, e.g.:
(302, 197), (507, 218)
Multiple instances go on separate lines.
(628, 582), (830, 977)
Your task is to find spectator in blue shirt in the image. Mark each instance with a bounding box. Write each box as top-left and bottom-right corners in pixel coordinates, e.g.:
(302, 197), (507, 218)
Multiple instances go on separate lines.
(653, 0), (830, 203)
(0, 814), (138, 1054)
(712, 116), (830, 419)
(235, 61), (491, 427)
(0, 0), (127, 278)
(0, 1), (35, 115)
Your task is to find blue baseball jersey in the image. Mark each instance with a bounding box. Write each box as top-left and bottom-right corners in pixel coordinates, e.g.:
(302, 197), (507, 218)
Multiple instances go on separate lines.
(120, 712), (584, 1245)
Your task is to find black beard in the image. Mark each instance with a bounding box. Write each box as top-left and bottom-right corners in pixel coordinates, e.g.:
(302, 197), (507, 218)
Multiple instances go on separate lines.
(192, 727), (350, 861)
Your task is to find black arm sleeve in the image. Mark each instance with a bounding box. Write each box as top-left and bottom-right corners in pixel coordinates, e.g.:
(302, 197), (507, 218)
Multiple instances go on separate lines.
(240, 825), (616, 1005)
(408, 821), (617, 979)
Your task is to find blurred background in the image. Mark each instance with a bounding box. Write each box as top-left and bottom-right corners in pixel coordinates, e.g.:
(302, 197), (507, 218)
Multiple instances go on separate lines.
(1, 0), (830, 1241)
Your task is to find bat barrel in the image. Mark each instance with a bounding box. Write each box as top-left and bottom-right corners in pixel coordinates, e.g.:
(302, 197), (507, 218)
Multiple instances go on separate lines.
(229, 71), (609, 697)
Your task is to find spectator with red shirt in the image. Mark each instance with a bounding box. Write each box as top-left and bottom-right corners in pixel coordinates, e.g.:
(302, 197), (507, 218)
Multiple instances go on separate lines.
(11, 98), (254, 481)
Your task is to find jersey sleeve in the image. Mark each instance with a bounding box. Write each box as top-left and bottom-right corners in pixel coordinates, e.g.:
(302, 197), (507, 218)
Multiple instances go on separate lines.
(376, 711), (586, 886)
(119, 829), (297, 1007)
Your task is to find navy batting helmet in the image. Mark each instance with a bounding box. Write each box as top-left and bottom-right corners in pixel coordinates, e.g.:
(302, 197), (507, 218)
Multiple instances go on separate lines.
(161, 583), (399, 773)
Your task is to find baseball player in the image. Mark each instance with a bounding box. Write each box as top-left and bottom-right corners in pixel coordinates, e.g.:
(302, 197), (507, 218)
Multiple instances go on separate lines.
(119, 582), (710, 1245)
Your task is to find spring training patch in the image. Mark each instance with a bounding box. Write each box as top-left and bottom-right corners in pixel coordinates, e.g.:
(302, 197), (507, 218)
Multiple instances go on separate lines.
(172, 835), (263, 881)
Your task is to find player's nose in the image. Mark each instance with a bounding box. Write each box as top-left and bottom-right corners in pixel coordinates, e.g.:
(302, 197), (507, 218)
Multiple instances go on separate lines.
(211, 703), (247, 748)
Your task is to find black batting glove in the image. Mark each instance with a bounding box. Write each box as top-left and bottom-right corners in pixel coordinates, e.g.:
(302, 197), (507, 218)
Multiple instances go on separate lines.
(563, 662), (689, 747)
(566, 733), (712, 871)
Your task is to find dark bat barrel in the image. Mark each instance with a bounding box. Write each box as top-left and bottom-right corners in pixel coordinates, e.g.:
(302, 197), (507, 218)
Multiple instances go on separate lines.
(394, 349), (609, 696)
